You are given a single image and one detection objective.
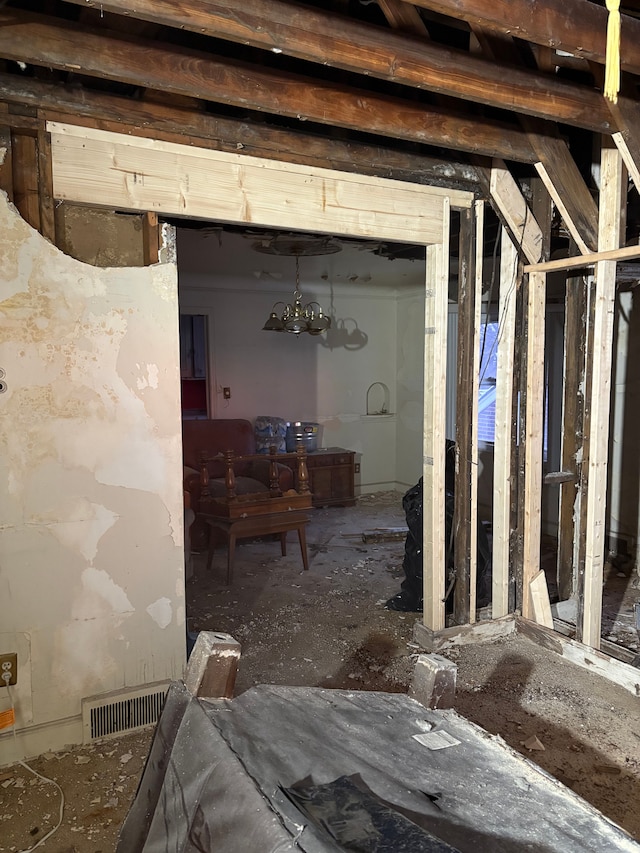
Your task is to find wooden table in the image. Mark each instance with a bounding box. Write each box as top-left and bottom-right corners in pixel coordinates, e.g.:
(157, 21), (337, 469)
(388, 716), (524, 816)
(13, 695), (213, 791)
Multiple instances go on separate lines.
(200, 493), (311, 584)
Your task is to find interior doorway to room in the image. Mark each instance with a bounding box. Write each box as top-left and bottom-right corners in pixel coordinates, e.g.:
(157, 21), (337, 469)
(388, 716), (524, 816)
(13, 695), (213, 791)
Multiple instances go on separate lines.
(175, 222), (429, 624)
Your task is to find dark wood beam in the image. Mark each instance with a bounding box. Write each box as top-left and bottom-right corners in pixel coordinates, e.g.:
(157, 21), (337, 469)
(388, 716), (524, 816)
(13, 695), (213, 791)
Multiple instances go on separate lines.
(469, 25), (600, 252)
(0, 11), (538, 162)
(409, 0), (640, 77)
(0, 73), (485, 189)
(453, 205), (477, 624)
(51, 2), (614, 132)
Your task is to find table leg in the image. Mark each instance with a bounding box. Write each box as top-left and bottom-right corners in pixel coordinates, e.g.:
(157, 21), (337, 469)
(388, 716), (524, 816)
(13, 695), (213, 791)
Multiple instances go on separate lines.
(297, 525), (309, 571)
(226, 530), (237, 585)
(206, 529), (215, 572)
(280, 531), (287, 557)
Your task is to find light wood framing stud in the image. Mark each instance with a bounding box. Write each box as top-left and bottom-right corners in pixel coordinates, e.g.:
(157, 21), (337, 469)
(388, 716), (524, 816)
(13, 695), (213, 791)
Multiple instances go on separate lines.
(422, 202), (450, 633)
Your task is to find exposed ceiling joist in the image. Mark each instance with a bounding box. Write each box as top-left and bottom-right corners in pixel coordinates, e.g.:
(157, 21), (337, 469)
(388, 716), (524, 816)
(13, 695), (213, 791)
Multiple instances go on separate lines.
(0, 10), (539, 162)
(467, 24), (600, 252)
(0, 73), (483, 190)
(47, 2), (614, 132)
(409, 0), (640, 77)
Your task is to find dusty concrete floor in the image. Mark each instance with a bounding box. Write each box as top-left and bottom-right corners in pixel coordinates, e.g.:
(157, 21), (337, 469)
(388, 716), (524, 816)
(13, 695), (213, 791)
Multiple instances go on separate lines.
(1, 491), (640, 850)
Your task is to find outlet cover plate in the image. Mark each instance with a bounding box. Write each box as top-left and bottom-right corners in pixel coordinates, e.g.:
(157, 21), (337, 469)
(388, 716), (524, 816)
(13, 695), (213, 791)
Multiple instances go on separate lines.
(0, 653), (17, 687)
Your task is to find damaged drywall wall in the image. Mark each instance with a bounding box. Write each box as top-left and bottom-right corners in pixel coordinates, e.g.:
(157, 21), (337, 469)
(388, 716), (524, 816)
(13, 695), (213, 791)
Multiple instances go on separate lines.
(0, 193), (185, 759)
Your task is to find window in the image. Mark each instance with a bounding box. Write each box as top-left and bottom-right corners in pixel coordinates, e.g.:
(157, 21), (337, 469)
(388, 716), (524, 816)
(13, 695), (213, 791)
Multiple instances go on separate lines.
(180, 313), (208, 419)
(477, 321), (499, 444)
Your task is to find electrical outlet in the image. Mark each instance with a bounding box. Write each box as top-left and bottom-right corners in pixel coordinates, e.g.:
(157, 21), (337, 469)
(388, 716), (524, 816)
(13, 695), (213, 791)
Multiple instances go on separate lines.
(0, 653), (17, 687)
(354, 462), (361, 474)
(223, 387), (231, 399)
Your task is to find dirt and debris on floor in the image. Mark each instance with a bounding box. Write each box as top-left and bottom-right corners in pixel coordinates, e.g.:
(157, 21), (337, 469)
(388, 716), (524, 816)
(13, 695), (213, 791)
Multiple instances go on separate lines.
(1, 491), (640, 850)
(0, 728), (152, 852)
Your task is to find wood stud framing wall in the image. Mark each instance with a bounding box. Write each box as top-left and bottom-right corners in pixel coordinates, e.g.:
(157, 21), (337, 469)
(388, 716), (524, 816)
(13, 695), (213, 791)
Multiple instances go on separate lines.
(0, 109), (634, 655)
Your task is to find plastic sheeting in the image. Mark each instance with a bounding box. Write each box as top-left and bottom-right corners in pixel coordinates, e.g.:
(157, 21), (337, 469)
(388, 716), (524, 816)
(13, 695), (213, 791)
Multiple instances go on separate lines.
(120, 684), (640, 853)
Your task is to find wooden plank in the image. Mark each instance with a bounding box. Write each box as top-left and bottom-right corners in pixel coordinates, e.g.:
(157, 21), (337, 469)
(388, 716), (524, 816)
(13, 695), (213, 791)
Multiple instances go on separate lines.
(613, 131), (640, 197)
(183, 631), (241, 699)
(511, 273), (527, 613)
(558, 267), (587, 601)
(469, 199), (484, 622)
(517, 618), (640, 698)
(361, 528), (408, 543)
(0, 11), (541, 164)
(529, 569), (554, 629)
(526, 128), (599, 254)
(489, 160), (543, 265)
(414, 614), (517, 653)
(11, 131), (40, 232)
(453, 205), (477, 625)
(47, 122), (467, 243)
(376, 0), (427, 33)
(36, 128), (55, 245)
(521, 271), (547, 620)
(575, 270), (597, 643)
(466, 26), (597, 259)
(525, 243), (640, 273)
(422, 204), (450, 633)
(492, 228), (518, 617)
(0, 123), (13, 201)
(142, 211), (160, 265)
(46, 2), (615, 133)
(581, 142), (626, 650)
(0, 74), (485, 193)
(409, 0), (640, 78)
(607, 92), (640, 192)
(552, 618), (639, 666)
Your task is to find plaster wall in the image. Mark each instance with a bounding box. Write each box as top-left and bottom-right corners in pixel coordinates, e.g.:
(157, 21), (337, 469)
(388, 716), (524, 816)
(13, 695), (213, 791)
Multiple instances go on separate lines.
(0, 195), (186, 761)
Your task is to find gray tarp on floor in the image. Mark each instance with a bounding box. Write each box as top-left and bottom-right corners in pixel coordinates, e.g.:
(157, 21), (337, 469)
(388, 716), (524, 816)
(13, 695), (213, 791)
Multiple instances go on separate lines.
(119, 683), (640, 853)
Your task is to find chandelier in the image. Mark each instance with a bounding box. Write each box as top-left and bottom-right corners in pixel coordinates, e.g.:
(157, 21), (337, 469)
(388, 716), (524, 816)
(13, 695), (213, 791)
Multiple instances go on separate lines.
(262, 255), (332, 336)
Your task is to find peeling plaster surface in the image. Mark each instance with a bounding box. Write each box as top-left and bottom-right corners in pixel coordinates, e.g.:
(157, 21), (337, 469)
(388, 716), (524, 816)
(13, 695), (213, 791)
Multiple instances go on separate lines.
(0, 194), (186, 745)
(146, 597), (173, 629)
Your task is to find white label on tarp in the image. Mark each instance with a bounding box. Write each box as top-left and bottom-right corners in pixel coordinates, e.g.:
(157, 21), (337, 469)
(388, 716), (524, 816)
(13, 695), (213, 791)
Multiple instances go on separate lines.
(412, 730), (460, 750)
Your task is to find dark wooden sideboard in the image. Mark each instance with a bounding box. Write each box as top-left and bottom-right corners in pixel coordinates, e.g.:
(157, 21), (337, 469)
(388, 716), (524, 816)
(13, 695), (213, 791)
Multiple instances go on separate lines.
(304, 447), (356, 507)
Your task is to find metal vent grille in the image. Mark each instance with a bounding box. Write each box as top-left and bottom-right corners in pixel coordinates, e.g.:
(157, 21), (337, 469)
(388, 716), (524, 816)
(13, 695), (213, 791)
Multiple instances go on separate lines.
(82, 682), (169, 742)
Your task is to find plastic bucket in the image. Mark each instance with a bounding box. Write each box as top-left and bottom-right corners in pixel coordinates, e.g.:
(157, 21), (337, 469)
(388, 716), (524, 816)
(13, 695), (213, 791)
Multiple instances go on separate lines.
(286, 422), (319, 453)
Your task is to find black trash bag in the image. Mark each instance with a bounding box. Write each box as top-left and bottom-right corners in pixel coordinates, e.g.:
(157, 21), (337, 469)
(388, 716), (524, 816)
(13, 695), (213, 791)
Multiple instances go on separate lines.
(281, 775), (461, 853)
(385, 441), (492, 613)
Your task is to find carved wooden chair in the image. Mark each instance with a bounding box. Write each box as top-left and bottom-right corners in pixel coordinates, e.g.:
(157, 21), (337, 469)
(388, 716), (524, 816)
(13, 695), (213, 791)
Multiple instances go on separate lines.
(197, 445), (313, 584)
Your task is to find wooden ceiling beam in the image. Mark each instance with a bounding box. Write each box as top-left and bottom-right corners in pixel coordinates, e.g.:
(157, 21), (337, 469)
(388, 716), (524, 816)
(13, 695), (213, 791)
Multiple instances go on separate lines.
(0, 11), (538, 162)
(470, 25), (599, 252)
(52, 1), (614, 132)
(408, 0), (640, 77)
(0, 73), (484, 190)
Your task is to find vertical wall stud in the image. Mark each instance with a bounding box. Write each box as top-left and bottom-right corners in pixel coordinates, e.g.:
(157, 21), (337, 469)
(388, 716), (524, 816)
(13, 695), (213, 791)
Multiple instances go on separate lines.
(581, 141), (626, 649)
(492, 229), (518, 617)
(423, 199), (450, 632)
(522, 270), (547, 619)
(453, 204), (477, 624)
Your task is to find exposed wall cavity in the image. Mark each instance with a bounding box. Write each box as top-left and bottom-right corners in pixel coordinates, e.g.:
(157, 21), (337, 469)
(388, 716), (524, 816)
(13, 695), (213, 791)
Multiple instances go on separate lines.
(0, 193), (185, 757)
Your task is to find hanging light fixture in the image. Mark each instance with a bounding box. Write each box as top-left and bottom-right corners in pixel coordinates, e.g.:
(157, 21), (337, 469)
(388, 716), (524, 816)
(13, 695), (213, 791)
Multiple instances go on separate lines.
(262, 255), (331, 336)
